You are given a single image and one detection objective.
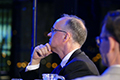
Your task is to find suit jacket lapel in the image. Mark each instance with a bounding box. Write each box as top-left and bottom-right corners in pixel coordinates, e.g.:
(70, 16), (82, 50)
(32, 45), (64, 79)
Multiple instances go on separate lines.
(51, 64), (62, 74)
(52, 49), (82, 74)
(67, 49), (82, 64)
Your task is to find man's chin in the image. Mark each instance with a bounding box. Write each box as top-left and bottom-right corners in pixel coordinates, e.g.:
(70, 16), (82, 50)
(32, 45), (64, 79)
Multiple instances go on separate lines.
(48, 42), (51, 46)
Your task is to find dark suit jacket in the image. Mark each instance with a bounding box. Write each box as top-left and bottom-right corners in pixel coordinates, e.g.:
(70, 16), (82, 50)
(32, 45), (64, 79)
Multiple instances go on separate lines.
(20, 49), (99, 80)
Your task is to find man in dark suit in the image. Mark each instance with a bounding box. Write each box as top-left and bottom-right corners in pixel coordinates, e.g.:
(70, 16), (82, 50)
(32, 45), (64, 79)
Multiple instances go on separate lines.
(20, 14), (99, 80)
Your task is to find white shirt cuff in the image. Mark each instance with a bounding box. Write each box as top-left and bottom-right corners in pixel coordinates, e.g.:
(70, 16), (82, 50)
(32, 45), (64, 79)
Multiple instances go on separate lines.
(25, 63), (40, 72)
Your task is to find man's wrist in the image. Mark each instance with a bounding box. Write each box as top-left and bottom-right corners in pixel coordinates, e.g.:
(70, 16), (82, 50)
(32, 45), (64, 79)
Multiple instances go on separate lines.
(30, 58), (41, 65)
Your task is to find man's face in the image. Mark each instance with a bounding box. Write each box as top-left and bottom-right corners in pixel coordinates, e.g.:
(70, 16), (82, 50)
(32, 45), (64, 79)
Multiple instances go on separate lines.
(47, 18), (67, 53)
(99, 24), (110, 66)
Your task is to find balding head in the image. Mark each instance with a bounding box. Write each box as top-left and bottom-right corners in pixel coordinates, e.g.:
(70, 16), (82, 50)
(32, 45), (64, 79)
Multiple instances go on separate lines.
(58, 14), (87, 46)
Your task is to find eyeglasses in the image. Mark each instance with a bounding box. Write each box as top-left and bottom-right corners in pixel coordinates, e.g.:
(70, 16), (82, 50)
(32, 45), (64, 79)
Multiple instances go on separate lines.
(96, 36), (108, 46)
(51, 27), (67, 34)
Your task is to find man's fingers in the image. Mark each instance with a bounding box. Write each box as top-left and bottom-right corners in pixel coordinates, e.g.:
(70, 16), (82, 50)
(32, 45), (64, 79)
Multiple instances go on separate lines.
(37, 43), (52, 56)
(37, 51), (41, 57)
(40, 45), (48, 56)
(33, 43), (52, 59)
(45, 43), (52, 56)
(45, 43), (51, 52)
(35, 47), (43, 57)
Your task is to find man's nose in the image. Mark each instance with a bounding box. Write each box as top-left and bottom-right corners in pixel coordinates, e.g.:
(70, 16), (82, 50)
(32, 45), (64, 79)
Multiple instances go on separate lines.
(47, 32), (52, 37)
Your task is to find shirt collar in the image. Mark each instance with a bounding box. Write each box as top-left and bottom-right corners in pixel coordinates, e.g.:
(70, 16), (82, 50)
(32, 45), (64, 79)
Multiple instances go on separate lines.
(102, 64), (120, 75)
(60, 48), (79, 68)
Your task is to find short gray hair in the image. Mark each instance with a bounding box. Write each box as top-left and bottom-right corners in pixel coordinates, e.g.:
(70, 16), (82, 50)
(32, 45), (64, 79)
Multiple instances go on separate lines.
(62, 14), (88, 46)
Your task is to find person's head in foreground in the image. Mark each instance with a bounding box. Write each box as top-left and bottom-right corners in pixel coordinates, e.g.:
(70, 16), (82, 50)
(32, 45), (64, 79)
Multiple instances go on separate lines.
(96, 10), (120, 67)
(74, 10), (120, 80)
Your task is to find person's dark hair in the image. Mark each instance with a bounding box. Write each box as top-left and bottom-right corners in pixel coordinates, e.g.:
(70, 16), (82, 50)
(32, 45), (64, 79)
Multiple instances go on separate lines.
(61, 14), (87, 46)
(103, 10), (120, 44)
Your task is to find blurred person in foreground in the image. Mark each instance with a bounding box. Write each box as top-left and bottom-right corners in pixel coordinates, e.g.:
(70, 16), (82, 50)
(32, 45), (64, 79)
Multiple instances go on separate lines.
(74, 10), (120, 80)
(20, 14), (99, 80)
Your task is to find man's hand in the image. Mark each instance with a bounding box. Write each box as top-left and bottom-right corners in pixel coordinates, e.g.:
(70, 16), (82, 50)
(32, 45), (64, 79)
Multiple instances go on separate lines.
(30, 43), (52, 65)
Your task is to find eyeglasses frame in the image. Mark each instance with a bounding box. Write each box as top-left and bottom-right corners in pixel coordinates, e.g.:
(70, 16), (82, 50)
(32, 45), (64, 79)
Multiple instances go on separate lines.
(96, 36), (108, 46)
(51, 27), (67, 34)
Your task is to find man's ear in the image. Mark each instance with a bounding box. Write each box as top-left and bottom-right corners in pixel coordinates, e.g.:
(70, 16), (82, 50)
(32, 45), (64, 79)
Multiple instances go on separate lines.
(108, 36), (116, 53)
(63, 32), (71, 42)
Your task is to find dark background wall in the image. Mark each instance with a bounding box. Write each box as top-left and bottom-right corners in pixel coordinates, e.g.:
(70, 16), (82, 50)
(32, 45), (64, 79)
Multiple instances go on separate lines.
(0, 0), (120, 79)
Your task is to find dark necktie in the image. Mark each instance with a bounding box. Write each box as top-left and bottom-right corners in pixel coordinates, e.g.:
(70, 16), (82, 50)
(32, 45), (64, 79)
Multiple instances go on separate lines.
(51, 65), (62, 74)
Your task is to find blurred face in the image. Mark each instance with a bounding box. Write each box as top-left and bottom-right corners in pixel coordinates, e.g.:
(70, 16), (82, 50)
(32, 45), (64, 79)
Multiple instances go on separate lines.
(47, 18), (67, 53)
(99, 24), (110, 66)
